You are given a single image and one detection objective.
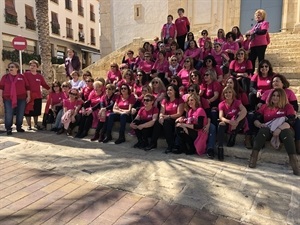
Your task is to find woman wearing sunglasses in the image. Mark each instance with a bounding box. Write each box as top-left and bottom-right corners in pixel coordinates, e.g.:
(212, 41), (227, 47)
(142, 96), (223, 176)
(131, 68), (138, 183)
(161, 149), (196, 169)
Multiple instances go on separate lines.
(130, 94), (159, 149)
(200, 55), (223, 83)
(103, 84), (136, 144)
(106, 62), (122, 86)
(198, 30), (211, 50)
(81, 78), (94, 101)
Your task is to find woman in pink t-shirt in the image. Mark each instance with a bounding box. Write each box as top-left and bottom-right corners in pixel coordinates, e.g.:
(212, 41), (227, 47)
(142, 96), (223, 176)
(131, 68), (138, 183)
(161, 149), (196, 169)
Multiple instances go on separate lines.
(214, 29), (226, 45)
(249, 59), (274, 111)
(173, 93), (208, 155)
(184, 40), (202, 70)
(224, 76), (249, 109)
(229, 48), (253, 93)
(103, 83), (136, 144)
(248, 9), (270, 73)
(223, 32), (239, 61)
(202, 40), (213, 59)
(184, 32), (194, 51)
(153, 50), (169, 75)
(167, 55), (182, 80)
(199, 55), (223, 83)
(106, 62), (122, 85)
(117, 69), (135, 91)
(130, 93), (159, 149)
(175, 8), (190, 51)
(211, 42), (230, 68)
(217, 86), (247, 160)
(232, 26), (244, 48)
(178, 57), (195, 88)
(145, 84), (184, 151)
(198, 30), (211, 50)
(138, 52), (154, 76)
(249, 88), (299, 175)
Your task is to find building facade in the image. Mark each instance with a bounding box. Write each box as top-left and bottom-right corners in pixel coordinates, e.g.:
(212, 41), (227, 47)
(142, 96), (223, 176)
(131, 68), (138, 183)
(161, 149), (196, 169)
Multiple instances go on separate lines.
(0, 0), (100, 75)
(99, 0), (300, 57)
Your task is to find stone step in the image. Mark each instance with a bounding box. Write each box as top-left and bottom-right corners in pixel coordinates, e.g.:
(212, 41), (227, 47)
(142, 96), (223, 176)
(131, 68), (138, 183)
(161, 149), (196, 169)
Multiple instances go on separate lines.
(267, 60), (300, 67)
(266, 52), (300, 58)
(266, 48), (300, 53)
(269, 34), (300, 40)
(44, 123), (293, 165)
(272, 66), (300, 74)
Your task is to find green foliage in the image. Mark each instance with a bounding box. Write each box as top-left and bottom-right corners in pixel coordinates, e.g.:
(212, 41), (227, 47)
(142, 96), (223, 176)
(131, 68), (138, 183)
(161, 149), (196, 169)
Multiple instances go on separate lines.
(2, 49), (41, 64)
(5, 14), (18, 25)
(51, 57), (65, 64)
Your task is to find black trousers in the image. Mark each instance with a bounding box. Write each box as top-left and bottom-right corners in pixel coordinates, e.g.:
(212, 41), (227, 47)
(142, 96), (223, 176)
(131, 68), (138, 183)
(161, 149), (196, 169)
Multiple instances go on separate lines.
(217, 119), (245, 147)
(177, 34), (187, 51)
(175, 127), (198, 154)
(132, 120), (153, 141)
(77, 114), (93, 133)
(249, 45), (267, 73)
(150, 118), (176, 148)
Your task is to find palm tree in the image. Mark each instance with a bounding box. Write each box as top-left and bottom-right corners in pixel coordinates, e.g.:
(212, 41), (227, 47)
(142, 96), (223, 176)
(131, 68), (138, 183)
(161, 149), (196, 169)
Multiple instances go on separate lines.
(35, 0), (52, 85)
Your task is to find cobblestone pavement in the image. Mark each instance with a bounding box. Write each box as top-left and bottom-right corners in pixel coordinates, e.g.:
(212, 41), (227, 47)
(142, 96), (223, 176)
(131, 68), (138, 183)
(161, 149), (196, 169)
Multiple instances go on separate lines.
(0, 129), (299, 225)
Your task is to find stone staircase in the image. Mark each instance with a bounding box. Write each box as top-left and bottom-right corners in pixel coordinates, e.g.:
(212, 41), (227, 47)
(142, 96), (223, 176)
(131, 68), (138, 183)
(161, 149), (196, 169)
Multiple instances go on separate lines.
(266, 33), (300, 101)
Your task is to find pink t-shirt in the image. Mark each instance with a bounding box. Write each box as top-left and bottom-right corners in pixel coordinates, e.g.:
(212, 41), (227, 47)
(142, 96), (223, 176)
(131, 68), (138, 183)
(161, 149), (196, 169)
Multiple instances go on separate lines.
(153, 59), (169, 73)
(187, 107), (208, 127)
(184, 48), (202, 61)
(214, 37), (226, 45)
(88, 90), (104, 107)
(161, 97), (184, 115)
(115, 94), (136, 110)
(257, 103), (295, 123)
(44, 92), (65, 113)
(200, 81), (222, 99)
(175, 16), (190, 36)
(133, 83), (143, 97)
(24, 72), (50, 98)
(250, 20), (269, 47)
(242, 39), (251, 51)
(138, 60), (154, 74)
(211, 50), (228, 66)
(218, 99), (242, 120)
(106, 70), (122, 83)
(229, 60), (253, 74)
(251, 73), (273, 94)
(222, 42), (239, 54)
(261, 88), (297, 103)
(198, 37), (211, 49)
(82, 86), (94, 101)
(177, 68), (191, 87)
(138, 106), (159, 121)
(63, 99), (83, 110)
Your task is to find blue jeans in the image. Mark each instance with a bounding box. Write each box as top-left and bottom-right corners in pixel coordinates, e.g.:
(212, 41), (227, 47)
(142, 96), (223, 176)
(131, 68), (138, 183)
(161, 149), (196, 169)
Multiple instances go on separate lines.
(294, 118), (300, 141)
(106, 113), (131, 134)
(4, 99), (26, 131)
(206, 123), (216, 150)
(54, 109), (63, 129)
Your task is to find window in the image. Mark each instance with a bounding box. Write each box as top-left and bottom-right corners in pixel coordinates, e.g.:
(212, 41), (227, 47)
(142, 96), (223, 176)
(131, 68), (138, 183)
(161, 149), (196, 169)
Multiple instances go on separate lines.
(78, 23), (84, 42)
(5, 0), (18, 25)
(65, 0), (72, 11)
(90, 28), (95, 45)
(50, 0), (58, 3)
(25, 5), (36, 30)
(78, 0), (84, 16)
(66, 18), (73, 39)
(134, 4), (142, 20)
(51, 12), (60, 35)
(90, 4), (95, 22)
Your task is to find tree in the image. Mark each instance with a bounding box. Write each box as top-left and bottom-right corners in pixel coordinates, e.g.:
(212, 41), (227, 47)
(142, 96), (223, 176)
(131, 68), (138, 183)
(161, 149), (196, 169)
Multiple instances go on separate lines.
(35, 0), (52, 85)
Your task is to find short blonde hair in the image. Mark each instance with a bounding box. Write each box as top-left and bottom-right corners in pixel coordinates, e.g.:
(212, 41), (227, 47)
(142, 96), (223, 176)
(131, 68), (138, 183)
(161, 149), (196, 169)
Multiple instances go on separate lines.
(255, 9), (266, 20)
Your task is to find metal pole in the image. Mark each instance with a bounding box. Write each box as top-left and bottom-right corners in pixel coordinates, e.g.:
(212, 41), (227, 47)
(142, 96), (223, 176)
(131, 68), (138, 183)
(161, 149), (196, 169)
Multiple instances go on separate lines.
(19, 50), (23, 74)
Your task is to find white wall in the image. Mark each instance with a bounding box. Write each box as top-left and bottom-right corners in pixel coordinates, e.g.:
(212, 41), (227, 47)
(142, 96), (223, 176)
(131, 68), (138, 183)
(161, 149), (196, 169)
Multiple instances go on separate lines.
(111, 0), (168, 50)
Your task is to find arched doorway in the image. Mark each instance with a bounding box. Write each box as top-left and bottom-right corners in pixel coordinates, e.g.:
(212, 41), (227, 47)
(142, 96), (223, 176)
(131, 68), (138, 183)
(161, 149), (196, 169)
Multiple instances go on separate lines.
(240, 0), (283, 33)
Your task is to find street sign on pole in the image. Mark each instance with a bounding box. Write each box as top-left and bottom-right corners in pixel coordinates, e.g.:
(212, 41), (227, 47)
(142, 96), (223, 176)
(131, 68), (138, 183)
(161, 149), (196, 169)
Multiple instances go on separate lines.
(12, 36), (27, 73)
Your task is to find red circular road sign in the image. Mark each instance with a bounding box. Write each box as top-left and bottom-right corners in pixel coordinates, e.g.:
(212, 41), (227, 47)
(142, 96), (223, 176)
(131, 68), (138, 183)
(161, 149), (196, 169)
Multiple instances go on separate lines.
(12, 36), (27, 51)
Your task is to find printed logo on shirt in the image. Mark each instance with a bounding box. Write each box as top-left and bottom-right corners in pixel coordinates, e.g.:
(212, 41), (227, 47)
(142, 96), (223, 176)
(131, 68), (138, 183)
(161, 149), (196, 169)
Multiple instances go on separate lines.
(36, 79), (41, 82)
(277, 111), (284, 115)
(241, 66), (246, 70)
(267, 80), (271, 83)
(147, 114), (152, 118)
(173, 103), (178, 108)
(17, 78), (23, 80)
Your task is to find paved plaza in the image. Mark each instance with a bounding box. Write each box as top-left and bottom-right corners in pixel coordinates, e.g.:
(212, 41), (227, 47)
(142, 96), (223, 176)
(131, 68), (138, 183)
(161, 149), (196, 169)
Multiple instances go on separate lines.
(0, 129), (299, 225)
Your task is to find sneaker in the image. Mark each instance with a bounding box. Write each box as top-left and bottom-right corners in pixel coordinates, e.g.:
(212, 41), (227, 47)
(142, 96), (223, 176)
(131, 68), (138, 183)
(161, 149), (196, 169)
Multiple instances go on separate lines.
(34, 125), (43, 130)
(27, 126), (32, 130)
(17, 128), (25, 132)
(206, 148), (215, 159)
(128, 129), (136, 136)
(7, 130), (12, 135)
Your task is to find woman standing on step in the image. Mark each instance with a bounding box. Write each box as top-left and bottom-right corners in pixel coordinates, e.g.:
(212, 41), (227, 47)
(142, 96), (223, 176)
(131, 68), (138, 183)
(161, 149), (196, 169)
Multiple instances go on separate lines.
(249, 88), (299, 176)
(248, 9), (270, 73)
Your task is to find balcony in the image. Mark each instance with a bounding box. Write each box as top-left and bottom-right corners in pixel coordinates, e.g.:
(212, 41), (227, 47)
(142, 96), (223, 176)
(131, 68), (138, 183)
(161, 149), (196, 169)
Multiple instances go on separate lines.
(25, 19), (36, 30)
(90, 12), (95, 22)
(5, 13), (18, 25)
(91, 36), (96, 45)
(66, 27), (73, 39)
(65, 0), (72, 11)
(78, 5), (84, 16)
(51, 22), (60, 35)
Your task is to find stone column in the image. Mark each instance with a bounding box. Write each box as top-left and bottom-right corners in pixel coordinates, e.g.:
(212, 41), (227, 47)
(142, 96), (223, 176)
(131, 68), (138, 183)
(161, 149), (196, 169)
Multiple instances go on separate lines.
(293, 0), (300, 32)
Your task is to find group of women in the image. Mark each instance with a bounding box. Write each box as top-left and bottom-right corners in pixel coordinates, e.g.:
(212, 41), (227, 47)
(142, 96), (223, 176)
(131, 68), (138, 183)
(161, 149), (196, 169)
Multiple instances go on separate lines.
(0, 8), (299, 176)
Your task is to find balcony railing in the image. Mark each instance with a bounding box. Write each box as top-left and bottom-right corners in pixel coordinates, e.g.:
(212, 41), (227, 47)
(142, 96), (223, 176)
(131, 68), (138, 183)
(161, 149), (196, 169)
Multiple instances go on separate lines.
(78, 32), (85, 42)
(50, 0), (58, 3)
(90, 12), (95, 22)
(5, 13), (18, 25)
(25, 19), (36, 30)
(51, 22), (60, 35)
(65, 0), (72, 11)
(91, 36), (96, 45)
(66, 27), (73, 39)
(78, 5), (84, 16)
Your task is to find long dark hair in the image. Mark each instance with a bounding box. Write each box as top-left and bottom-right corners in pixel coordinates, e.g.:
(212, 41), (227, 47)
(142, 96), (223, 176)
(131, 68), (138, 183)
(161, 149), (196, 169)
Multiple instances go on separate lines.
(203, 55), (217, 68)
(136, 69), (148, 86)
(258, 59), (274, 77)
(165, 84), (180, 101)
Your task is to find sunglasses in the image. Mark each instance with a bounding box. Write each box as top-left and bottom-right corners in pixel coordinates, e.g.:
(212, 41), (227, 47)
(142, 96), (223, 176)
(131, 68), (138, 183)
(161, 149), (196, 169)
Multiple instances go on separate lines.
(143, 98), (151, 102)
(204, 73), (210, 76)
(227, 36), (232, 38)
(202, 33), (207, 35)
(261, 65), (269, 68)
(152, 81), (159, 84)
(185, 60), (190, 63)
(62, 85), (68, 88)
(120, 67), (126, 70)
(218, 31), (223, 33)
(190, 75), (197, 78)
(106, 88), (112, 90)
(188, 89), (195, 92)
(176, 53), (182, 55)
(86, 80), (93, 83)
(206, 60), (212, 63)
(237, 53), (244, 56)
(121, 87), (128, 90)
(171, 59), (177, 62)
(70, 92), (78, 96)
(136, 73), (143, 76)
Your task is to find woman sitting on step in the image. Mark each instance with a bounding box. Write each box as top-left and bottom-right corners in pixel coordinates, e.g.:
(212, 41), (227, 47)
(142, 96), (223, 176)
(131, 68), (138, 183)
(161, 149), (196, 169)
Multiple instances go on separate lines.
(217, 86), (247, 161)
(249, 88), (299, 176)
